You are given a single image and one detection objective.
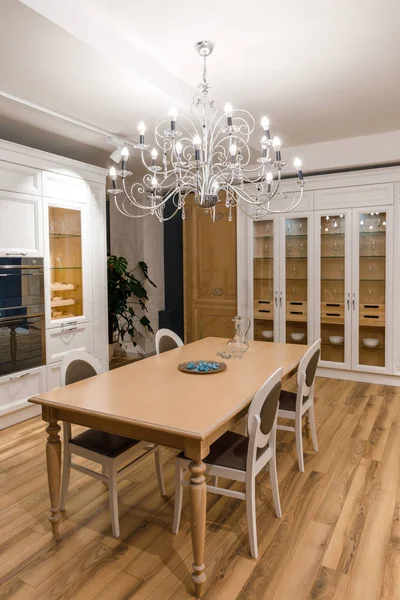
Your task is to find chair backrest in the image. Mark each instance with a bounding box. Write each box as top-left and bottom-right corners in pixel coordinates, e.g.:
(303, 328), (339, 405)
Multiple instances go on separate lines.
(155, 328), (183, 355)
(60, 350), (105, 387)
(296, 339), (321, 406)
(246, 368), (283, 470)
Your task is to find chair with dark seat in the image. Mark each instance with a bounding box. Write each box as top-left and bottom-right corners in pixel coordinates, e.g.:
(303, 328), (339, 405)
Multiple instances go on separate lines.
(172, 368), (283, 559)
(277, 339), (321, 472)
(155, 328), (183, 355)
(59, 350), (165, 537)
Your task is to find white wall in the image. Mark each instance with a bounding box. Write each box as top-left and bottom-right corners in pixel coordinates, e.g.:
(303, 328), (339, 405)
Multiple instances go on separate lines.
(109, 199), (164, 356)
(284, 129), (400, 175)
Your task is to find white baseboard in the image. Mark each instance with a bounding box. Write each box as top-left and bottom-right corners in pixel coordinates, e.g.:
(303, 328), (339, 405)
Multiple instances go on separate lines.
(0, 402), (41, 430)
(317, 367), (400, 387)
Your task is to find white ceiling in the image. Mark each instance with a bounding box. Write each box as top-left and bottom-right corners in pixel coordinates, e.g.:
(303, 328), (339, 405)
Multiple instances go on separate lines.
(1, 0), (400, 168)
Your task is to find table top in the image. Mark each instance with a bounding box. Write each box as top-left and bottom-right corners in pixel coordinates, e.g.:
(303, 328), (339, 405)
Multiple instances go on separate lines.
(30, 337), (307, 441)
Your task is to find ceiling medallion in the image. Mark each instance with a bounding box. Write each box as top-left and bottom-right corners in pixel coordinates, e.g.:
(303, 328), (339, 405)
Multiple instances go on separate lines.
(108, 41), (306, 222)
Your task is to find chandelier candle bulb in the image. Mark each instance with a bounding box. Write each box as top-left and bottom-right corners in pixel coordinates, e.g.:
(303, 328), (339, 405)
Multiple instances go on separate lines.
(193, 134), (201, 161)
(230, 143), (237, 162)
(151, 148), (158, 165)
(261, 136), (268, 158)
(175, 141), (182, 156)
(266, 171), (273, 193)
(272, 136), (281, 162)
(109, 166), (117, 190)
(121, 146), (129, 172)
(138, 122), (146, 144)
(169, 106), (178, 130)
(225, 103), (233, 127)
(294, 157), (303, 180)
(261, 116), (270, 139)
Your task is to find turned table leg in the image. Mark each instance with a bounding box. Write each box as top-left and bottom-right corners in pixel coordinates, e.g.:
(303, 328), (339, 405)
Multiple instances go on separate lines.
(46, 420), (62, 535)
(189, 460), (207, 598)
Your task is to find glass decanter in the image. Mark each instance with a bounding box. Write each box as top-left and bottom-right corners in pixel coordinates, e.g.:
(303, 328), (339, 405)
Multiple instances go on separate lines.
(226, 315), (251, 358)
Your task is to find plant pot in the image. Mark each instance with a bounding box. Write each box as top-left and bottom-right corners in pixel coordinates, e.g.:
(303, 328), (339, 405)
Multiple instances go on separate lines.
(108, 342), (116, 362)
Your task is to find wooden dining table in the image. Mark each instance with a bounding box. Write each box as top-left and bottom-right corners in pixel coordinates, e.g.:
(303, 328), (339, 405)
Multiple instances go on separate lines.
(29, 337), (307, 598)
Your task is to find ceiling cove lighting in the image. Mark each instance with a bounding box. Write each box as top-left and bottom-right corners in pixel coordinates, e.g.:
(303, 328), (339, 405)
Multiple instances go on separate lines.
(108, 41), (306, 222)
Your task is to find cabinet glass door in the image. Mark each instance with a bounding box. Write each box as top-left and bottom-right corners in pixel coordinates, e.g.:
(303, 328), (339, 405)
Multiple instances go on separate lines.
(253, 220), (275, 342)
(357, 211), (387, 368)
(48, 206), (83, 322)
(284, 216), (309, 345)
(319, 214), (347, 364)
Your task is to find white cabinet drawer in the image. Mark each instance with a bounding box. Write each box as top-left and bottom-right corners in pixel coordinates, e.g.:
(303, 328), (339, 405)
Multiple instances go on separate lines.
(0, 191), (43, 257)
(42, 172), (88, 202)
(0, 366), (46, 413)
(47, 362), (61, 390)
(0, 161), (41, 195)
(46, 322), (93, 364)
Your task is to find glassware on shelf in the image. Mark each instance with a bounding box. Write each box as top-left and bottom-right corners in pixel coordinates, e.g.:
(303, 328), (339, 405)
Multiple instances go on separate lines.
(300, 243), (305, 256)
(333, 241), (338, 256)
(299, 222), (303, 233)
(292, 287), (296, 300)
(287, 243), (291, 256)
(287, 222), (292, 234)
(371, 241), (376, 256)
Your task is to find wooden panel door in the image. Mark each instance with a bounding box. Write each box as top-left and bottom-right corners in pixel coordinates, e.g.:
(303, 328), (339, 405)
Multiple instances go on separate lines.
(183, 196), (237, 343)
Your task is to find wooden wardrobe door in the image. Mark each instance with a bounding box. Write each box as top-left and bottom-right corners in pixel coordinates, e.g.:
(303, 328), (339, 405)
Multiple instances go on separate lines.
(183, 196), (237, 343)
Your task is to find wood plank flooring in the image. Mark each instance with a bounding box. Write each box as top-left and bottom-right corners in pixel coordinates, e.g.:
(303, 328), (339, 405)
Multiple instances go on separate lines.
(0, 377), (399, 599)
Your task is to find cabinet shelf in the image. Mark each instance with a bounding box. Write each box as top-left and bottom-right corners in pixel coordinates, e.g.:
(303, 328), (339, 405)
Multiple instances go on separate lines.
(359, 255), (386, 259)
(254, 235), (273, 239)
(359, 231), (386, 235)
(254, 256), (273, 260)
(286, 256), (308, 260)
(50, 266), (82, 270)
(254, 277), (273, 281)
(321, 232), (345, 237)
(285, 234), (307, 239)
(49, 233), (81, 239)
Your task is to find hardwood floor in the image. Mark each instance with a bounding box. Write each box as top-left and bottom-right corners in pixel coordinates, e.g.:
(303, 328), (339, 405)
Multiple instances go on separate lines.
(0, 377), (399, 599)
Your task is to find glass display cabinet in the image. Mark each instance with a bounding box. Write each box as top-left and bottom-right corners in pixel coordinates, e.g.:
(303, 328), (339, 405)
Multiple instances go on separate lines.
(284, 216), (309, 346)
(356, 210), (388, 369)
(315, 207), (392, 373)
(253, 219), (275, 342)
(252, 213), (313, 346)
(45, 200), (91, 329)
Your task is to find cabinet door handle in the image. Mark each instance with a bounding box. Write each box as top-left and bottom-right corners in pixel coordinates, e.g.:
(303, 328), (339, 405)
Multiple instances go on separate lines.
(279, 291), (283, 307)
(352, 293), (356, 311)
(61, 326), (78, 333)
(9, 372), (30, 380)
(347, 293), (350, 310)
(274, 291), (278, 307)
(5, 252), (28, 256)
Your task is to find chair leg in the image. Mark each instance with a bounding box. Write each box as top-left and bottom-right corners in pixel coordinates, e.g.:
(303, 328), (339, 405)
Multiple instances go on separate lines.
(172, 462), (184, 534)
(59, 424), (71, 511)
(308, 403), (319, 452)
(155, 446), (166, 497)
(108, 464), (120, 537)
(269, 455), (282, 518)
(245, 476), (258, 559)
(295, 411), (305, 472)
(102, 464), (109, 487)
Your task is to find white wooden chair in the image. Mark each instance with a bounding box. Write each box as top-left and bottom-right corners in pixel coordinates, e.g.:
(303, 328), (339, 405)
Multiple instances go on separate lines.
(277, 339), (321, 472)
(155, 328), (183, 355)
(59, 350), (165, 537)
(172, 368), (283, 559)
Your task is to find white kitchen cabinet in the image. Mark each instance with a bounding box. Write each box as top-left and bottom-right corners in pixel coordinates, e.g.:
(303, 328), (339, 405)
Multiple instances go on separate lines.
(0, 190), (43, 257)
(0, 366), (45, 429)
(46, 322), (93, 364)
(0, 139), (108, 429)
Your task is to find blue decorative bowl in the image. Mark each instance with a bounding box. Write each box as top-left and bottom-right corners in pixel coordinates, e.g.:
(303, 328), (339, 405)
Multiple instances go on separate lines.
(178, 360), (227, 374)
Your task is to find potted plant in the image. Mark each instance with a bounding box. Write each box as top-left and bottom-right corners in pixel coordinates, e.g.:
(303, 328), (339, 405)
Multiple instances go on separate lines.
(107, 255), (156, 360)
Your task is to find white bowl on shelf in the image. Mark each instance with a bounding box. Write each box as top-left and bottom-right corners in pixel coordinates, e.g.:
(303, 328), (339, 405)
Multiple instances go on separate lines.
(329, 336), (344, 345)
(261, 330), (273, 340)
(362, 338), (379, 348)
(290, 332), (305, 342)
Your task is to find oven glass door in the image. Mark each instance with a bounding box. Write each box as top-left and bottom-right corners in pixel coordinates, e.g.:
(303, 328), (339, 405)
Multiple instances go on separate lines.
(0, 314), (45, 376)
(0, 259), (44, 310)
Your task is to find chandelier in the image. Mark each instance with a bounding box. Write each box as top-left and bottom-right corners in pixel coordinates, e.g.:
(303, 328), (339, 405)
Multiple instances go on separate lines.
(108, 41), (306, 222)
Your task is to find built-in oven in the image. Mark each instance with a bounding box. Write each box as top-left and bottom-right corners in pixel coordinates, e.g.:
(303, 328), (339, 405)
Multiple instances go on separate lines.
(0, 258), (45, 376)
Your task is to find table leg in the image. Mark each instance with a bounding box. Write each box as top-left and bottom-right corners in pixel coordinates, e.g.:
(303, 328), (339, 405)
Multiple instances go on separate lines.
(189, 460), (207, 598)
(46, 420), (62, 535)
